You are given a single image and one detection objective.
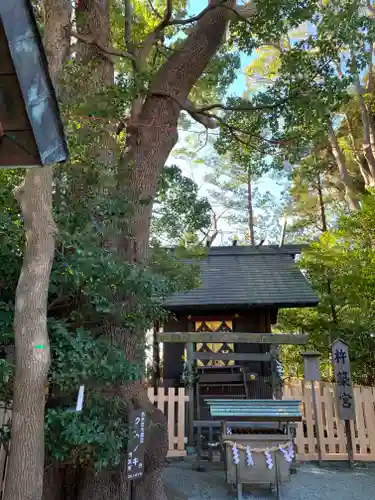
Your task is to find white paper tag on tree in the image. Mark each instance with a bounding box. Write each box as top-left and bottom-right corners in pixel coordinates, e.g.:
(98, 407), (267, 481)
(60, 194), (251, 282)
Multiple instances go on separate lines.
(75, 385), (85, 412)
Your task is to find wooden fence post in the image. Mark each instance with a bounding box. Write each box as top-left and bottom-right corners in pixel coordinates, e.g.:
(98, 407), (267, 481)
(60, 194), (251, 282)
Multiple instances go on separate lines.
(186, 341), (194, 448)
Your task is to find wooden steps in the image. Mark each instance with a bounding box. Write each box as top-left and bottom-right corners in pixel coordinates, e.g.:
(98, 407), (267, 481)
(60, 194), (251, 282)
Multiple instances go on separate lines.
(196, 365), (248, 421)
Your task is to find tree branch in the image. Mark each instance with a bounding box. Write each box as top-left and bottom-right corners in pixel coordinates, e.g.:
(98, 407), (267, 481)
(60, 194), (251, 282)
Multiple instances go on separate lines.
(184, 98), (218, 129)
(166, 1), (256, 27)
(136, 0), (174, 68)
(234, 1), (257, 19)
(150, 90), (294, 136)
(124, 0), (138, 76)
(136, 1), (232, 71)
(199, 209), (230, 246)
(138, 0), (255, 69)
(165, 0), (173, 22)
(210, 111), (295, 146)
(194, 96), (292, 113)
(147, 0), (163, 19)
(166, 1), (226, 27)
(124, 0), (133, 51)
(200, 211), (218, 246)
(71, 1), (257, 73)
(70, 30), (136, 61)
(151, 89), (293, 115)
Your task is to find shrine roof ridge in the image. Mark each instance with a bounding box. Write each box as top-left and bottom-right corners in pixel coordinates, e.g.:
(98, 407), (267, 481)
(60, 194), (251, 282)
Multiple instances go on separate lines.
(162, 244), (319, 311)
(167, 244), (307, 257)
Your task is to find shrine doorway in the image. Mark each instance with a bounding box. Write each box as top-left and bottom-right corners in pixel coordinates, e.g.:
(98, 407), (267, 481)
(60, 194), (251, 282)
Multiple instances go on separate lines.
(194, 320), (234, 367)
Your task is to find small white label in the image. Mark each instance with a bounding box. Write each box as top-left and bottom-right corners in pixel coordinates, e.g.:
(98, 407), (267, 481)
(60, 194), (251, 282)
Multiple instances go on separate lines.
(75, 385), (85, 412)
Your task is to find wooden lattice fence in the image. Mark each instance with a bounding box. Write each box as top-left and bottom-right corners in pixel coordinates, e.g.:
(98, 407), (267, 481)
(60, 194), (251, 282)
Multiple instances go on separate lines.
(0, 387), (189, 496)
(284, 380), (375, 461)
(3, 380), (375, 493)
(147, 387), (189, 458)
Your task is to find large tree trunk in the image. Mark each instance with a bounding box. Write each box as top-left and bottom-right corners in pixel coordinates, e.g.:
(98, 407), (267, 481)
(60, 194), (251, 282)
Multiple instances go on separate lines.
(118, 6), (235, 495)
(2, 2), (71, 498)
(75, 0), (114, 87)
(327, 121), (360, 211)
(2, 171), (56, 500)
(40, 4), (73, 498)
(44, 2), (237, 498)
(118, 0), (235, 259)
(79, 2), (236, 500)
(353, 72), (375, 185)
(247, 169), (255, 245)
(345, 113), (373, 188)
(42, 1), (118, 498)
(72, 0), (116, 201)
(43, 1), (169, 498)
(316, 173), (327, 232)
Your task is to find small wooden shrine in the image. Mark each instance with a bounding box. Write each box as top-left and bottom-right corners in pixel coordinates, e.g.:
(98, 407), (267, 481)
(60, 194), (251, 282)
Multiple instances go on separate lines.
(154, 245), (318, 427)
(0, 1), (68, 168)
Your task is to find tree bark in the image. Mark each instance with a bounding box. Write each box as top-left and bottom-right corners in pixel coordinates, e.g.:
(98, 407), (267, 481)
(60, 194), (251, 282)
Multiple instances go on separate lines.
(327, 121), (360, 211)
(118, 0), (236, 260)
(48, 1), (170, 498)
(353, 72), (375, 185)
(69, 0), (115, 200)
(110, 3), (236, 499)
(2, 170), (56, 500)
(3, 1), (71, 498)
(345, 114), (373, 188)
(247, 169), (255, 245)
(369, 114), (375, 162)
(49, 3), (239, 499)
(43, 1), (119, 497)
(316, 174), (327, 232)
(1, 2), (70, 500)
(75, 0), (114, 87)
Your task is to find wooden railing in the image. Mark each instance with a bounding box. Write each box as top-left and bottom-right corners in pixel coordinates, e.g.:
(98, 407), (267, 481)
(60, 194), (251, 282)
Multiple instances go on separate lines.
(3, 378), (375, 489)
(147, 387), (189, 458)
(284, 380), (375, 461)
(0, 387), (189, 495)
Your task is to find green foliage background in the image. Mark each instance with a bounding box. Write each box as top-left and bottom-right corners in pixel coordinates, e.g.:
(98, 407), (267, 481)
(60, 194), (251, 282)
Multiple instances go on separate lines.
(278, 194), (375, 385)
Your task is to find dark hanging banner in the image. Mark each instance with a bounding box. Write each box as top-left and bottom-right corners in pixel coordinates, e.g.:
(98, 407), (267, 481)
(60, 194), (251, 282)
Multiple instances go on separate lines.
(127, 409), (146, 481)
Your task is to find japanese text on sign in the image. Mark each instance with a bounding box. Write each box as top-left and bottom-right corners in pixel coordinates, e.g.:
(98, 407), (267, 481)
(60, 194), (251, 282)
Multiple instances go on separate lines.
(127, 409), (146, 480)
(331, 339), (355, 421)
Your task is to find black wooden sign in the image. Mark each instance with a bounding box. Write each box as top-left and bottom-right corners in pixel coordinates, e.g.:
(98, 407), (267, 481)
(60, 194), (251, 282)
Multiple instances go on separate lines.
(127, 409), (146, 480)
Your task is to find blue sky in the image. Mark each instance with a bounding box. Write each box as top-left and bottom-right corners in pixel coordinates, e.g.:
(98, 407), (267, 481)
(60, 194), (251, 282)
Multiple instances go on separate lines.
(168, 1), (285, 243)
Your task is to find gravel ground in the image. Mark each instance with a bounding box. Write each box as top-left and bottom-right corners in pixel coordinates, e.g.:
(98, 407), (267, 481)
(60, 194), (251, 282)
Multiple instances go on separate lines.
(163, 459), (375, 500)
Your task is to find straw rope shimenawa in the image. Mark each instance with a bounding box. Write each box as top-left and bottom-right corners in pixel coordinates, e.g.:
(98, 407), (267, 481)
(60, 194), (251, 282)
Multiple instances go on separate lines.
(223, 440), (293, 453)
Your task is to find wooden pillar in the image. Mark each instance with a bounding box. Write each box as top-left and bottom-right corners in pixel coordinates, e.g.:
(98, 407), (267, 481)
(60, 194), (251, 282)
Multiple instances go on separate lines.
(234, 312), (272, 379)
(274, 346), (283, 400)
(152, 324), (160, 392)
(270, 345), (280, 399)
(162, 343), (184, 382)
